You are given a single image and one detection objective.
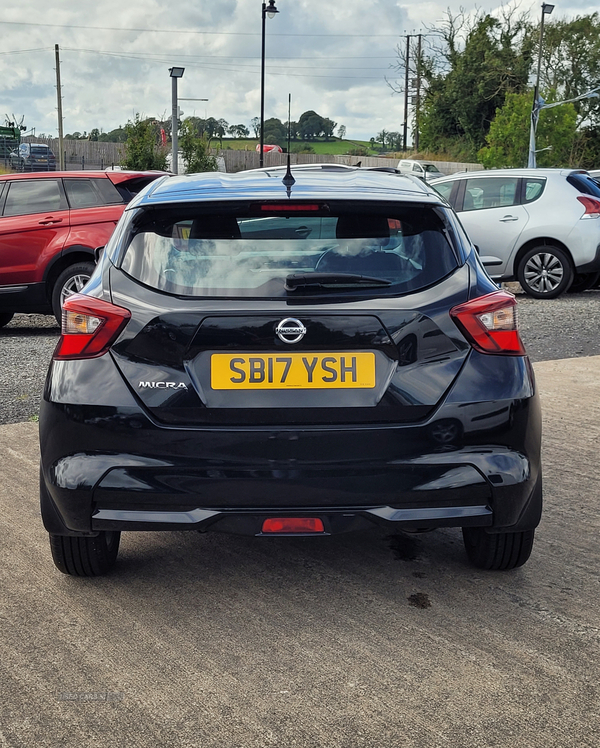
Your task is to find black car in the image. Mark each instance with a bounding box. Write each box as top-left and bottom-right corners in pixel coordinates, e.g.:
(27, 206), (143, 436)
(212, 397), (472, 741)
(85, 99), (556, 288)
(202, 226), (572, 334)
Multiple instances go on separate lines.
(39, 166), (542, 576)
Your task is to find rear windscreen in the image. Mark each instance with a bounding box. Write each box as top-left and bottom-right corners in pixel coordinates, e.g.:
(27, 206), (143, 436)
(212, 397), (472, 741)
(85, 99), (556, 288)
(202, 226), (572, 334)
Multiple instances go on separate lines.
(120, 201), (460, 298)
(567, 173), (600, 197)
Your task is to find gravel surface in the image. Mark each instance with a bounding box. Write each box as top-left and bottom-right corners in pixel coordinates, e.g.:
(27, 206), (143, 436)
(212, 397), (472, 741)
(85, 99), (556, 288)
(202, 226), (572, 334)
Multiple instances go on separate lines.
(1, 286), (600, 425)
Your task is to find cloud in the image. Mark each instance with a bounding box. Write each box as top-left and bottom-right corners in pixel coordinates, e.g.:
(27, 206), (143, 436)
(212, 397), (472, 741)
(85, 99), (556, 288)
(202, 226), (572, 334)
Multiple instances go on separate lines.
(0, 0), (588, 141)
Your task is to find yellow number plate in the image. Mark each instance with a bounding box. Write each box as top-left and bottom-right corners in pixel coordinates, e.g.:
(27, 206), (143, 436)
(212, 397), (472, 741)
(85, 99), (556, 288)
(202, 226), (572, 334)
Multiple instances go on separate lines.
(211, 352), (376, 390)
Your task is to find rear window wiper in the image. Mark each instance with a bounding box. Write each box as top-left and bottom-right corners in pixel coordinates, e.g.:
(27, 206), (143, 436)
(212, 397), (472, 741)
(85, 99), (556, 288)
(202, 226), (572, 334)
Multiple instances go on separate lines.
(285, 272), (392, 291)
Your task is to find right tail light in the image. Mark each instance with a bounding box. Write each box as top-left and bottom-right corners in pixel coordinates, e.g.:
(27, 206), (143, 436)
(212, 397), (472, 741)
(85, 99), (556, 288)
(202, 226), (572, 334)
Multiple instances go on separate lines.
(577, 195), (600, 219)
(450, 291), (526, 356)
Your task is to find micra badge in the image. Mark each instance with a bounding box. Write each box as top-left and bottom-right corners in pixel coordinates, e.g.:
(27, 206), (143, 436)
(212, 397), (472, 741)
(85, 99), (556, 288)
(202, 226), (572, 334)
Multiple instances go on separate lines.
(138, 382), (188, 390)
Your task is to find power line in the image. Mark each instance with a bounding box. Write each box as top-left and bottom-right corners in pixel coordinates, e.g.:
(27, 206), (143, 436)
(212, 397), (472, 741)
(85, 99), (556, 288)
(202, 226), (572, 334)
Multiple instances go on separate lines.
(60, 48), (387, 79)
(0, 47), (49, 55)
(0, 19), (411, 37)
(62, 48), (392, 70)
(0, 45), (397, 61)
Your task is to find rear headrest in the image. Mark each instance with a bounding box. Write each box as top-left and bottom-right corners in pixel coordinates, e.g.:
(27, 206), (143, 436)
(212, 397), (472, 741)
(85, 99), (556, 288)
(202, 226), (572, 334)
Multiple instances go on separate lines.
(190, 216), (241, 239)
(336, 215), (389, 239)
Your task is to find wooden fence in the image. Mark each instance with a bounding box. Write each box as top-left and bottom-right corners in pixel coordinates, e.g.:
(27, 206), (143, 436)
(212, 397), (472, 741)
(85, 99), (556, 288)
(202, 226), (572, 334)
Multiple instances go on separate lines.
(14, 137), (481, 175)
(220, 150), (481, 174)
(21, 137), (124, 170)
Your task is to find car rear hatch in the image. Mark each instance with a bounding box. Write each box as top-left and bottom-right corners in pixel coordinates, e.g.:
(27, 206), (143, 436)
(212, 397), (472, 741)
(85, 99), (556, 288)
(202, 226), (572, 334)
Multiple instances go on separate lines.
(108, 199), (471, 427)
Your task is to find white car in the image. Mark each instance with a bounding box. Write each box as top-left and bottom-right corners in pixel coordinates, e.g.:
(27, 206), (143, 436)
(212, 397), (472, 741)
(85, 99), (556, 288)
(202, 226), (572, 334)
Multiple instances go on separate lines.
(397, 159), (443, 182)
(431, 168), (600, 298)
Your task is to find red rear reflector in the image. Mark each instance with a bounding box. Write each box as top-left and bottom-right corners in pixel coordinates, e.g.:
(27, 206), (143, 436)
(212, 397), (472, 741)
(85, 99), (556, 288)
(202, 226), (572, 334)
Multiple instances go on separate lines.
(577, 195), (600, 218)
(262, 518), (325, 534)
(53, 294), (131, 360)
(450, 290), (525, 356)
(260, 204), (320, 212)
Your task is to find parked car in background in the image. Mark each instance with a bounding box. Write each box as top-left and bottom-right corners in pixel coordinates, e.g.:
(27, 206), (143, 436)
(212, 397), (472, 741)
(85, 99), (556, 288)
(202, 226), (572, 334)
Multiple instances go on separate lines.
(0, 170), (167, 326)
(39, 166), (541, 576)
(397, 159), (443, 182)
(10, 143), (57, 172)
(431, 168), (600, 298)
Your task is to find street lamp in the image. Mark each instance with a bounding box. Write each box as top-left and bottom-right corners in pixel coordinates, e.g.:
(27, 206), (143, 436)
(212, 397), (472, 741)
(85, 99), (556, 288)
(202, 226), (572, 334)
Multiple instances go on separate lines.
(528, 3), (554, 168)
(169, 66), (185, 175)
(260, 0), (279, 168)
(528, 88), (600, 168)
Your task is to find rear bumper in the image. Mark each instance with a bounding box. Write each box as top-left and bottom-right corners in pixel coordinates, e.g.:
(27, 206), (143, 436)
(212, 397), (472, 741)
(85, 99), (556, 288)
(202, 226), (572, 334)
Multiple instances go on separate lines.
(91, 504), (494, 535)
(574, 242), (600, 274)
(39, 348), (542, 538)
(40, 404), (542, 538)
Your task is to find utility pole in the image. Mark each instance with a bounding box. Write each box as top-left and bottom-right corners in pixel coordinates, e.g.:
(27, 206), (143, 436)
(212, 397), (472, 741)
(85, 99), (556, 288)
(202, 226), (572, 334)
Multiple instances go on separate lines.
(55, 44), (65, 170)
(414, 34), (422, 153)
(403, 35), (410, 152)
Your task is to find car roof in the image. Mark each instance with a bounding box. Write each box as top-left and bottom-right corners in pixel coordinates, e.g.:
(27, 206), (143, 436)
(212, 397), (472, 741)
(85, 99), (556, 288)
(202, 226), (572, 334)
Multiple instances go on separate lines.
(132, 166), (442, 208)
(431, 168), (588, 181)
(0, 170), (167, 184)
(399, 159), (437, 165)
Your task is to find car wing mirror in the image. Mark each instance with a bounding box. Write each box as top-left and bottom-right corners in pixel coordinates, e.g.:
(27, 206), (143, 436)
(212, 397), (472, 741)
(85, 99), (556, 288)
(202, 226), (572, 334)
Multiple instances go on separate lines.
(94, 246), (105, 263)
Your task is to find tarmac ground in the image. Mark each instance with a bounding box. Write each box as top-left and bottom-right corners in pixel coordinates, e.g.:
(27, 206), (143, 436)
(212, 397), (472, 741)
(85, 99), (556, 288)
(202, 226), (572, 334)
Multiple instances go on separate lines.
(1, 356), (599, 747)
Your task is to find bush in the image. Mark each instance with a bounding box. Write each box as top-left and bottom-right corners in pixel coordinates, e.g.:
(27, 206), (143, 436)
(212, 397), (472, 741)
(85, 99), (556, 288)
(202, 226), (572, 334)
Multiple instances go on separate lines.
(121, 114), (168, 171)
(291, 144), (315, 154)
(180, 121), (218, 173)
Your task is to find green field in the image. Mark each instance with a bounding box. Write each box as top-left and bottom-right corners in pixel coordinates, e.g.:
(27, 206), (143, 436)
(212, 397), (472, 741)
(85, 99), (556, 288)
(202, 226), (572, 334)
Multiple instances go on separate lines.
(214, 137), (380, 156)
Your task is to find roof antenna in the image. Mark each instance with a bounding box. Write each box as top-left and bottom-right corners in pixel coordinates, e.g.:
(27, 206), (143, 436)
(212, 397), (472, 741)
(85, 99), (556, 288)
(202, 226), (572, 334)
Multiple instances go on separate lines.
(282, 93), (295, 197)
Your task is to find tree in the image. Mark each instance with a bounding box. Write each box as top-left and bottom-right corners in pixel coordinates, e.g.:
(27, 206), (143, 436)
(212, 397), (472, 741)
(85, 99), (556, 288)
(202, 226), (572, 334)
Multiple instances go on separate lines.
(535, 13), (600, 126)
(337, 125), (347, 139)
(121, 114), (168, 171)
(376, 130), (388, 149)
(262, 117), (286, 146)
(321, 117), (337, 140)
(216, 118), (229, 144)
(297, 110), (336, 140)
(479, 91), (578, 168)
(404, 9), (533, 159)
(228, 124), (250, 138)
(89, 128), (100, 141)
(250, 117), (260, 138)
(299, 111), (322, 140)
(99, 127), (127, 142)
(179, 120), (218, 173)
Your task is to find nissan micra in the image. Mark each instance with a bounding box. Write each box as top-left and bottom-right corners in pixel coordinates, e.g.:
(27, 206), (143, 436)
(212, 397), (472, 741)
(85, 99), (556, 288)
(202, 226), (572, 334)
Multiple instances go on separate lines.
(39, 166), (542, 575)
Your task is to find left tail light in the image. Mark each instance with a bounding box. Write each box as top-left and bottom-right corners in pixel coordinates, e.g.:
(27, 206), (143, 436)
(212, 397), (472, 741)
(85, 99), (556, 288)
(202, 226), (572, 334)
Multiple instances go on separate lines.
(53, 294), (131, 360)
(450, 290), (526, 356)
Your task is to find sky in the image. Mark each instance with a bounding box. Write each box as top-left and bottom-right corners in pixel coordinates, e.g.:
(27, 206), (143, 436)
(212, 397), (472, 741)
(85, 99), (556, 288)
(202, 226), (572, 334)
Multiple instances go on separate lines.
(0, 0), (594, 143)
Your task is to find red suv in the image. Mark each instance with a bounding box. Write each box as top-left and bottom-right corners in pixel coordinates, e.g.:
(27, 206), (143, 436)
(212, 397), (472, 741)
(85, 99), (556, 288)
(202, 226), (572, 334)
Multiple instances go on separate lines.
(0, 170), (167, 326)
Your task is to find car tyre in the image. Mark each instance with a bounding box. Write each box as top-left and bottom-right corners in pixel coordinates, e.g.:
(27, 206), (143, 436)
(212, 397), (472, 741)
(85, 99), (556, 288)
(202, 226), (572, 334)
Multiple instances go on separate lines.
(49, 531), (121, 576)
(51, 262), (95, 323)
(567, 271), (600, 293)
(462, 527), (534, 570)
(517, 246), (573, 299)
(0, 312), (14, 328)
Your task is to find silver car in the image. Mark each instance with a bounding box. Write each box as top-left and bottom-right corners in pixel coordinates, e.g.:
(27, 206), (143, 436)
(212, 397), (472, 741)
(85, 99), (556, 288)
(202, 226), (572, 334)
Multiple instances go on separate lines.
(431, 168), (600, 298)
